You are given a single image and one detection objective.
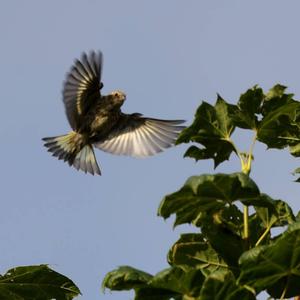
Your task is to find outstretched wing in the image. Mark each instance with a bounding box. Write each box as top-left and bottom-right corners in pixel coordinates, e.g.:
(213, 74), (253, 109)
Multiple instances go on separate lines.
(63, 51), (103, 130)
(94, 114), (185, 157)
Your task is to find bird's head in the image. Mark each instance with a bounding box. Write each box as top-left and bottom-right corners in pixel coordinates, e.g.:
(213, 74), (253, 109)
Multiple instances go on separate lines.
(110, 90), (126, 106)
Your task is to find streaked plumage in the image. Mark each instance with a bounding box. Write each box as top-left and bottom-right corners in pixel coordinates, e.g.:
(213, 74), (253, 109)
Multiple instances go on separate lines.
(43, 51), (185, 175)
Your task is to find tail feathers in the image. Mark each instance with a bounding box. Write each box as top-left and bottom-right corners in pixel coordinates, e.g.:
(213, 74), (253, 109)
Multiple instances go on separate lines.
(73, 145), (101, 175)
(42, 132), (101, 175)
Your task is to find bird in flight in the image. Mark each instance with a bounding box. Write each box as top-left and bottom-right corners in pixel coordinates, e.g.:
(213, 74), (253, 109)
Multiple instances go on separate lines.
(43, 51), (185, 175)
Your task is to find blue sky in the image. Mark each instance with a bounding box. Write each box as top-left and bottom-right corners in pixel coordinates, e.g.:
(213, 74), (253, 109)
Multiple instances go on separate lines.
(1, 1), (300, 299)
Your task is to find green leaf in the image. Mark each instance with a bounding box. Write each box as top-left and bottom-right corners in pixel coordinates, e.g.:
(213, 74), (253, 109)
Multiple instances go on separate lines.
(158, 173), (260, 227)
(168, 233), (228, 276)
(238, 221), (300, 298)
(199, 271), (256, 300)
(255, 197), (295, 228)
(0, 265), (80, 300)
(264, 84), (287, 102)
(233, 85), (264, 130)
(201, 220), (244, 274)
(103, 266), (205, 299)
(149, 267), (204, 297)
(102, 266), (152, 291)
(248, 214), (270, 247)
(134, 287), (181, 300)
(215, 204), (243, 233)
(177, 96), (237, 167)
(241, 193), (276, 208)
(257, 85), (300, 150)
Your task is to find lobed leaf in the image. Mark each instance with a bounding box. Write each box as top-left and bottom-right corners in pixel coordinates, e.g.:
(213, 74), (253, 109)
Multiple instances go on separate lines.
(149, 267), (204, 298)
(103, 266), (205, 299)
(168, 233), (228, 276)
(158, 173), (260, 227)
(233, 85), (264, 130)
(238, 221), (300, 298)
(255, 85), (300, 152)
(177, 96), (237, 168)
(199, 270), (256, 300)
(254, 197), (295, 228)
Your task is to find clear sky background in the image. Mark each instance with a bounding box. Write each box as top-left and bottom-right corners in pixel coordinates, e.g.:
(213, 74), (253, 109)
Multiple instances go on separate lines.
(1, 1), (300, 299)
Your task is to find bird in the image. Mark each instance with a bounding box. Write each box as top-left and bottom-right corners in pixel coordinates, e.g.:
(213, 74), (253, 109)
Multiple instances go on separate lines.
(42, 51), (185, 175)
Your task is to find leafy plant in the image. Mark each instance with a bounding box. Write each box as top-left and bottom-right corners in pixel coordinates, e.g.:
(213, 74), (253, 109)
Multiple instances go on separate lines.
(102, 85), (300, 299)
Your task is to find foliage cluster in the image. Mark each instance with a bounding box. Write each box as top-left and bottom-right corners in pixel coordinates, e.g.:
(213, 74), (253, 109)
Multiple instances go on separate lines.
(2, 85), (300, 299)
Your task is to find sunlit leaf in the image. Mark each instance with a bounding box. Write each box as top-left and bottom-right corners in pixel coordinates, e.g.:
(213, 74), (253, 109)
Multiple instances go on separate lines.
(0, 265), (80, 300)
(238, 221), (300, 298)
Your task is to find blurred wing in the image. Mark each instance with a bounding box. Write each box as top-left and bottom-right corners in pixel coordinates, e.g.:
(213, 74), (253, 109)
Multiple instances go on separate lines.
(94, 114), (185, 157)
(63, 51), (103, 130)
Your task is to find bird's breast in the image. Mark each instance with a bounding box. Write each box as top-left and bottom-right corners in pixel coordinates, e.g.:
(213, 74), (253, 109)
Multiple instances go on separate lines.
(88, 111), (120, 138)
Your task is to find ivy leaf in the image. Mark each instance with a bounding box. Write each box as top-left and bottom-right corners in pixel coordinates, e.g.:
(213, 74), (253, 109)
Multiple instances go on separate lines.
(199, 271), (256, 300)
(0, 265), (80, 300)
(167, 233), (228, 276)
(102, 266), (152, 291)
(158, 173), (260, 227)
(257, 85), (300, 150)
(177, 96), (237, 168)
(238, 221), (300, 298)
(233, 85), (264, 130)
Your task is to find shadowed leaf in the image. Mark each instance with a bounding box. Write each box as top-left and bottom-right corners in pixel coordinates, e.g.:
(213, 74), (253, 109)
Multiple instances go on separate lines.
(168, 233), (228, 276)
(177, 96), (237, 168)
(257, 85), (300, 151)
(233, 85), (264, 130)
(200, 271), (256, 300)
(102, 266), (152, 291)
(158, 173), (260, 227)
(254, 197), (295, 228)
(239, 221), (300, 298)
(149, 267), (204, 298)
(0, 265), (80, 300)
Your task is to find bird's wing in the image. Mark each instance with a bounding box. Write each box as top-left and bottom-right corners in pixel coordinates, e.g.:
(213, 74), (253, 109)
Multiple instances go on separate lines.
(63, 51), (103, 130)
(94, 114), (185, 157)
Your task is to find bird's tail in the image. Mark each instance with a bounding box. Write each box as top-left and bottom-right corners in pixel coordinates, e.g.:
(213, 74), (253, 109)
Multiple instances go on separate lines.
(42, 131), (101, 175)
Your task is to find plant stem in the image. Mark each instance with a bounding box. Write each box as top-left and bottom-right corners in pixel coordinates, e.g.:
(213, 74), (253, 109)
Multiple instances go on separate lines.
(280, 284), (287, 300)
(243, 205), (249, 240)
(242, 132), (257, 245)
(246, 130), (257, 172)
(255, 225), (271, 247)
